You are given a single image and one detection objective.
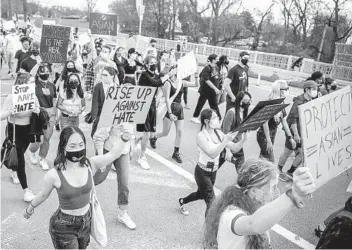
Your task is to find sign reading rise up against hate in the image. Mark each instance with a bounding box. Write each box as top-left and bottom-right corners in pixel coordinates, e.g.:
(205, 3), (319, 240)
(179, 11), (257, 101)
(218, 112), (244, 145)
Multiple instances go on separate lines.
(299, 86), (352, 189)
(40, 25), (70, 63)
(97, 86), (156, 130)
(12, 84), (36, 114)
(89, 13), (118, 36)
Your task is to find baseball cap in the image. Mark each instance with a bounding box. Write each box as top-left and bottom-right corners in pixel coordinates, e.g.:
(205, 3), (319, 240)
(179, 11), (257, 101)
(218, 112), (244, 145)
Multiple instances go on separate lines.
(150, 39), (157, 43)
(303, 80), (319, 89)
(240, 51), (250, 57)
(208, 54), (217, 62)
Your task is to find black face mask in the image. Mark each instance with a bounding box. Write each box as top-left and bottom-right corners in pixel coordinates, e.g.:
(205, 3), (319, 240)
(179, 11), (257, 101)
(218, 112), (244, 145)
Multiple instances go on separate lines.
(224, 60), (230, 65)
(67, 68), (75, 72)
(32, 50), (40, 56)
(68, 80), (79, 89)
(39, 74), (49, 81)
(241, 59), (249, 66)
(330, 85), (337, 91)
(149, 64), (157, 72)
(65, 149), (86, 162)
(241, 102), (250, 109)
(82, 52), (88, 56)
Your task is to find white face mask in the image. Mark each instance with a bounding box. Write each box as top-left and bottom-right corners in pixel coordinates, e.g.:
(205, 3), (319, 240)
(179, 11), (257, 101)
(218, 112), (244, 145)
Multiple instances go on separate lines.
(209, 118), (220, 129)
(310, 89), (318, 98)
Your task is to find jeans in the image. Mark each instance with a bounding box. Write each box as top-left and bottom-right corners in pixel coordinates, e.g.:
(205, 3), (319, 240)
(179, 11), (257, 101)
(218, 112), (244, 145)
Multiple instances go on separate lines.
(49, 208), (91, 249)
(39, 108), (55, 159)
(60, 116), (79, 129)
(182, 165), (217, 217)
(6, 122), (30, 189)
(193, 91), (221, 120)
(93, 150), (129, 206)
(257, 129), (277, 163)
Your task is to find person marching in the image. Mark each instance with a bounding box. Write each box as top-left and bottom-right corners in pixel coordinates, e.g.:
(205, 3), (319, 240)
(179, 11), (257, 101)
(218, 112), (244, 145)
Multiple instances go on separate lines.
(113, 46), (127, 84)
(204, 159), (316, 249)
(123, 48), (142, 85)
(179, 109), (247, 217)
(23, 125), (133, 249)
(150, 72), (200, 163)
(13, 36), (31, 77)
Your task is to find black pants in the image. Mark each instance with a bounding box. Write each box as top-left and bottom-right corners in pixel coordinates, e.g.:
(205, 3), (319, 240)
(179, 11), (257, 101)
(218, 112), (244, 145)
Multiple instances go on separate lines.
(182, 165), (217, 217)
(257, 129), (277, 163)
(193, 91), (221, 120)
(7, 122), (30, 189)
(183, 87), (188, 105)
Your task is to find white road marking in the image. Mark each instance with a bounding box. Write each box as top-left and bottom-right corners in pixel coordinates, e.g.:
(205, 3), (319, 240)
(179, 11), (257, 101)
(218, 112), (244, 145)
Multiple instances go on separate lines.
(145, 148), (316, 249)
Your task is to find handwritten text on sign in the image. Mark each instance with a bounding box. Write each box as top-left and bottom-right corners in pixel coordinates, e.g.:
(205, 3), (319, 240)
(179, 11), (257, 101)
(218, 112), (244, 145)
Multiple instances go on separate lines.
(40, 25), (70, 63)
(98, 86), (156, 129)
(12, 84), (36, 114)
(89, 13), (118, 36)
(299, 86), (352, 188)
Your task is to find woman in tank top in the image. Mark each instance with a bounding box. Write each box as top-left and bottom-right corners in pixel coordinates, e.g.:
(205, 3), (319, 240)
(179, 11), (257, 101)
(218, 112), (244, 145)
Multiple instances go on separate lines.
(178, 109), (248, 217)
(23, 125), (133, 249)
(150, 72), (199, 163)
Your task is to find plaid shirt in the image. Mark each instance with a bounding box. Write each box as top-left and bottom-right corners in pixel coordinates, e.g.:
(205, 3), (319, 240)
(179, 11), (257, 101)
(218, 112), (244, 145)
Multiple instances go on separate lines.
(85, 61), (95, 92)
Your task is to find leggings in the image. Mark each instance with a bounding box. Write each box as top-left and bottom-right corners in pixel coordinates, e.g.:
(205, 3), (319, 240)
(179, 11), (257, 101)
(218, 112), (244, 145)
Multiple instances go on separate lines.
(193, 91), (221, 120)
(7, 122), (30, 189)
(183, 87), (188, 105)
(182, 165), (217, 217)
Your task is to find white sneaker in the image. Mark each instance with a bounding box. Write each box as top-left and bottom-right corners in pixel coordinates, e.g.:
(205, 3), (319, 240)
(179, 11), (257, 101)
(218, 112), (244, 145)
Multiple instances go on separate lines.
(111, 165), (116, 172)
(137, 156), (150, 170)
(24, 189), (35, 202)
(10, 171), (20, 184)
(190, 117), (201, 124)
(40, 158), (50, 170)
(30, 151), (39, 165)
(117, 210), (136, 230)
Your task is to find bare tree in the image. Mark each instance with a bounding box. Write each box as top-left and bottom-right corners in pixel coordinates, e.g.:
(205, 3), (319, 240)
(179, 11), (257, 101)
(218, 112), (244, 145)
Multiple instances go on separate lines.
(279, 0), (294, 43)
(251, 2), (274, 50)
(86, 0), (96, 20)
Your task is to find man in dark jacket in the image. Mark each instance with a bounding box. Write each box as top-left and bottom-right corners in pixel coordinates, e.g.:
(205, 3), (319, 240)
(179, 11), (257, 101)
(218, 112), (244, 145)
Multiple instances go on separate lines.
(277, 80), (319, 181)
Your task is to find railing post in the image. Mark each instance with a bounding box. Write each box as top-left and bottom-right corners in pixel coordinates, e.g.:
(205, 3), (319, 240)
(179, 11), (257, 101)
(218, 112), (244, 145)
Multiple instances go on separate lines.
(287, 55), (293, 70)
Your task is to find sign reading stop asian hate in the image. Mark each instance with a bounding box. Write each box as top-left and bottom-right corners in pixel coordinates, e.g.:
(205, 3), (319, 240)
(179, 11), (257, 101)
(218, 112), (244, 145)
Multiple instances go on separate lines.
(12, 84), (36, 114)
(98, 86), (156, 130)
(299, 86), (352, 189)
(40, 25), (70, 63)
(89, 13), (118, 36)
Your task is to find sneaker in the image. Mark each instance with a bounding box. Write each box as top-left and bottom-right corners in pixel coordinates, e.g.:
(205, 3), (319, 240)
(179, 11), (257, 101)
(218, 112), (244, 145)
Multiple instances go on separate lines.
(55, 123), (60, 131)
(184, 105), (191, 109)
(40, 158), (50, 171)
(279, 172), (291, 182)
(30, 151), (39, 165)
(172, 152), (182, 163)
(190, 117), (200, 124)
(149, 137), (157, 149)
(10, 171), (20, 184)
(179, 199), (189, 216)
(117, 211), (136, 230)
(137, 156), (150, 170)
(24, 189), (35, 202)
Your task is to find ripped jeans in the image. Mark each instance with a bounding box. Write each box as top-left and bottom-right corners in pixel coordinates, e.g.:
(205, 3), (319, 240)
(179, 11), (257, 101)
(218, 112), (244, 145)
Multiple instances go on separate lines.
(49, 208), (91, 249)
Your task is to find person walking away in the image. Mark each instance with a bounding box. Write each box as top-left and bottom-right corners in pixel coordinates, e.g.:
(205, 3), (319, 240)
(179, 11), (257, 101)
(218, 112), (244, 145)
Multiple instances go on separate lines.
(191, 54), (221, 123)
(277, 80), (318, 181)
(204, 159), (316, 249)
(23, 125), (133, 249)
(223, 51), (249, 113)
(0, 73), (40, 202)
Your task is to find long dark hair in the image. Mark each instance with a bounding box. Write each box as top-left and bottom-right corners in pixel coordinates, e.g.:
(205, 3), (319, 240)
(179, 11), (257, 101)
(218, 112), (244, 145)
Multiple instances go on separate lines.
(54, 126), (90, 171)
(200, 109), (215, 131)
(204, 159), (276, 249)
(61, 60), (80, 82)
(35, 63), (52, 83)
(233, 91), (251, 127)
(65, 73), (83, 99)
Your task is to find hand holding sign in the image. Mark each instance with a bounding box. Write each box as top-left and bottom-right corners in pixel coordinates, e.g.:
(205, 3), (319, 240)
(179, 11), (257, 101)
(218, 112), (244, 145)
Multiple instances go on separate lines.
(292, 167), (316, 200)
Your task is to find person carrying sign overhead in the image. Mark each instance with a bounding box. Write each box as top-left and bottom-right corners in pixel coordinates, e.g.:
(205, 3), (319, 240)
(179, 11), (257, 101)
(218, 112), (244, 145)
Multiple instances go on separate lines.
(277, 80), (319, 182)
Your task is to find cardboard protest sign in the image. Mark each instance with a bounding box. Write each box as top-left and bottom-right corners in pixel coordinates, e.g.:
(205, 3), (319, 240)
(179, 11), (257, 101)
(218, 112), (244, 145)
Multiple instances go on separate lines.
(298, 86), (352, 189)
(177, 51), (197, 79)
(12, 84), (36, 114)
(40, 25), (70, 63)
(98, 86), (156, 129)
(89, 13), (118, 36)
(244, 98), (285, 122)
(234, 103), (289, 133)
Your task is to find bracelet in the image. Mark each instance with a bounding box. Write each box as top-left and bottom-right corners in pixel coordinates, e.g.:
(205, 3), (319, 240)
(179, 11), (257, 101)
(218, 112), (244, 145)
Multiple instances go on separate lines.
(120, 133), (130, 143)
(286, 189), (304, 209)
(26, 206), (34, 215)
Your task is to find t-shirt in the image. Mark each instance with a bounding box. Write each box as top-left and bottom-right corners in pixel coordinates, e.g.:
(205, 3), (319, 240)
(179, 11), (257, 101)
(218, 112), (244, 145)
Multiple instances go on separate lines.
(15, 49), (31, 72)
(5, 34), (21, 52)
(258, 106), (287, 133)
(20, 57), (37, 73)
(217, 206), (247, 249)
(226, 64), (248, 101)
(35, 82), (57, 108)
(199, 65), (220, 94)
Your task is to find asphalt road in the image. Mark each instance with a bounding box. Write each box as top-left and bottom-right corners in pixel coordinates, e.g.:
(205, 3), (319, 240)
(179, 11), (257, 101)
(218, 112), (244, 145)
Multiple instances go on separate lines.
(1, 69), (351, 249)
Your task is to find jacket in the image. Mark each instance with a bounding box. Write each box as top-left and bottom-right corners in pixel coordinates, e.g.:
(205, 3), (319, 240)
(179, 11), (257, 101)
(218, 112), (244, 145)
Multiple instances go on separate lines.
(29, 108), (50, 136)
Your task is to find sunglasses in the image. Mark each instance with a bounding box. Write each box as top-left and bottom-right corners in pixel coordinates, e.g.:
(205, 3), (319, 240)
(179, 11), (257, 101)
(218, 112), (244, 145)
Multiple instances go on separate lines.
(101, 74), (109, 77)
(280, 88), (289, 91)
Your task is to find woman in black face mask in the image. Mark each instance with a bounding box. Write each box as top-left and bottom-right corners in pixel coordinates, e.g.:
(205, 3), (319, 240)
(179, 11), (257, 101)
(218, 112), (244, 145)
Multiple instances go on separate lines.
(220, 91), (252, 171)
(23, 125), (133, 249)
(28, 64), (58, 171)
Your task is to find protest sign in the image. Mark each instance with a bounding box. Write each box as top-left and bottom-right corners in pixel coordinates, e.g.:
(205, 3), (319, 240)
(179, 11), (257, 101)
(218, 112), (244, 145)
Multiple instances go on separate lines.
(97, 86), (156, 129)
(234, 103), (289, 133)
(3, 21), (15, 30)
(89, 13), (118, 36)
(12, 84), (36, 114)
(298, 86), (352, 189)
(40, 25), (70, 63)
(244, 98), (285, 122)
(177, 51), (197, 79)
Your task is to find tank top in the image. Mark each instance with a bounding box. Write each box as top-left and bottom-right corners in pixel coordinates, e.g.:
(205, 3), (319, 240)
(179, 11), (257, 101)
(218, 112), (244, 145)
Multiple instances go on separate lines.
(168, 80), (183, 104)
(56, 168), (92, 210)
(197, 129), (223, 172)
(60, 91), (82, 116)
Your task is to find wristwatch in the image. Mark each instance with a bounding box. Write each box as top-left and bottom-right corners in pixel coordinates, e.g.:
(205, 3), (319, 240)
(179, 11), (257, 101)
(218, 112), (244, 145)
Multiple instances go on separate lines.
(286, 189), (304, 209)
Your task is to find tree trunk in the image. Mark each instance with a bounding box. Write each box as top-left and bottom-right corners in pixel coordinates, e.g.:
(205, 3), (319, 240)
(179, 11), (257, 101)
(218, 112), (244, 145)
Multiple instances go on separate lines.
(8, 0), (13, 20)
(23, 0), (27, 21)
(171, 0), (176, 40)
(331, 0), (339, 63)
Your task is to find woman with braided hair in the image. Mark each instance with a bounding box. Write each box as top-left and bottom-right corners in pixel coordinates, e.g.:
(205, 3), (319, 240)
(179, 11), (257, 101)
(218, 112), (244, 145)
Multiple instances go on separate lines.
(204, 159), (316, 249)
